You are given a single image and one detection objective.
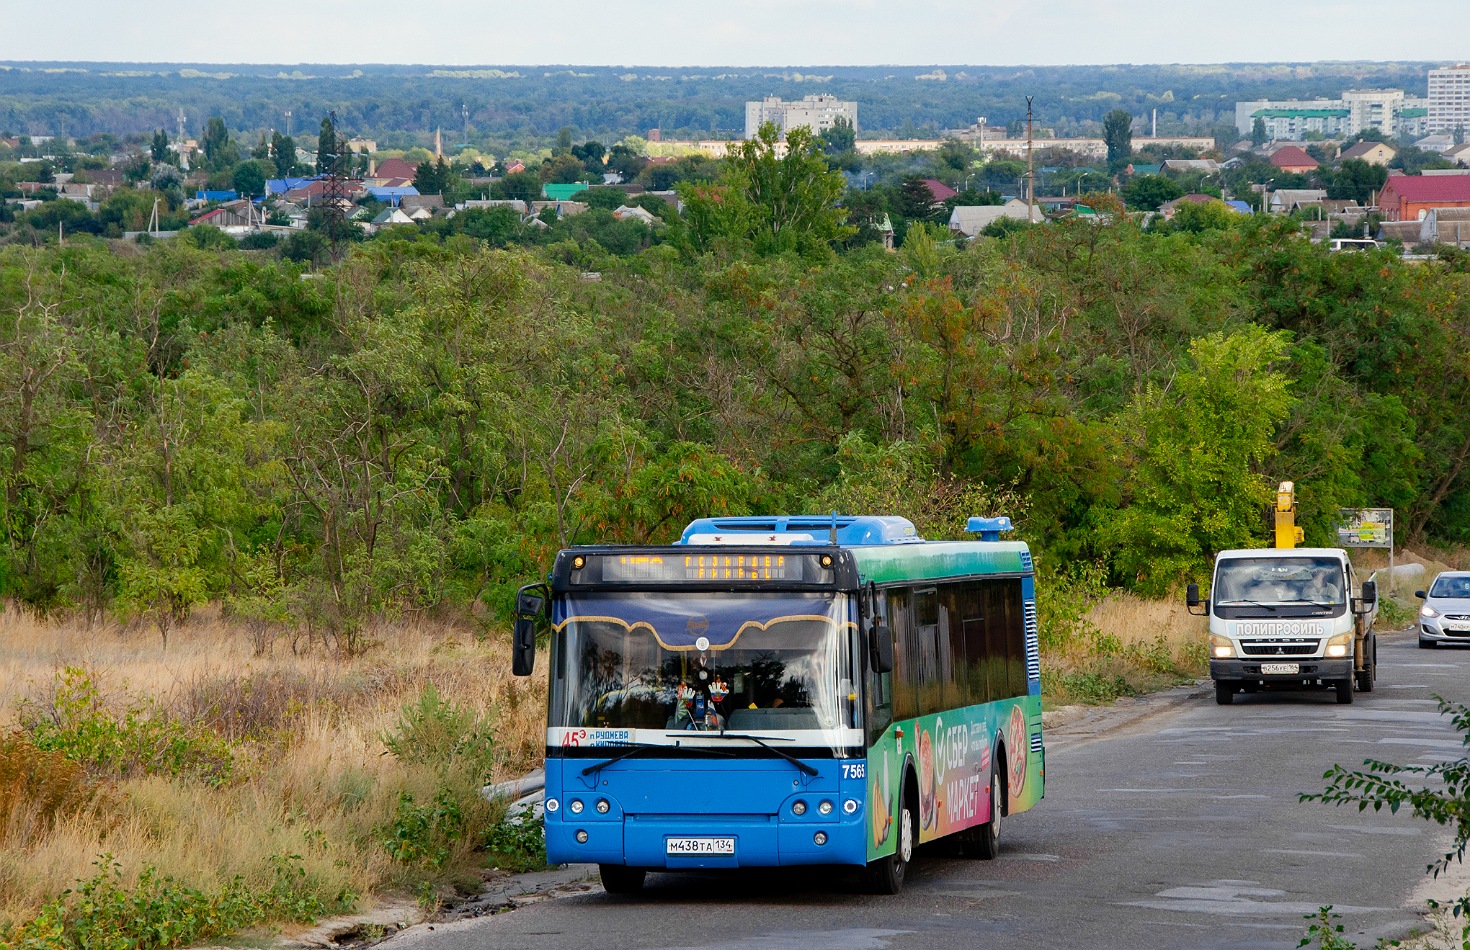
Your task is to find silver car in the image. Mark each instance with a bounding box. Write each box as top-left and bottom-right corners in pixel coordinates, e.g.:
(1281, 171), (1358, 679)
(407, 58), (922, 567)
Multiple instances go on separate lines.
(1417, 571), (1470, 648)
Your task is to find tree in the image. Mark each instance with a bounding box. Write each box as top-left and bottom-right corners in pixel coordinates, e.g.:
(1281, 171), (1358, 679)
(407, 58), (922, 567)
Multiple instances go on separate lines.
(200, 116), (238, 171)
(571, 141), (606, 167)
(270, 132), (297, 178)
(898, 176), (942, 222)
(1103, 109), (1134, 170)
(413, 156), (455, 195)
(231, 159), (271, 199)
(490, 171), (541, 203)
(606, 144), (644, 181)
(1251, 117), (1268, 147)
(1122, 174), (1185, 211)
(555, 127), (573, 154)
(678, 122), (854, 257)
(316, 116), (338, 175)
(150, 129), (175, 164)
(1324, 158), (1388, 204)
(1105, 326), (1296, 593)
(819, 117), (857, 155)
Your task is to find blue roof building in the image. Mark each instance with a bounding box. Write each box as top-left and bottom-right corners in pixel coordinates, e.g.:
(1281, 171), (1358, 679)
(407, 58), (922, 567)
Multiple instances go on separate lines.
(367, 185), (421, 206)
(195, 190), (238, 202)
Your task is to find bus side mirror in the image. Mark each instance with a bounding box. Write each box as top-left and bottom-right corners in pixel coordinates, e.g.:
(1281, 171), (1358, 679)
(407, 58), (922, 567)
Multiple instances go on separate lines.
(871, 623), (894, 675)
(512, 586), (547, 677)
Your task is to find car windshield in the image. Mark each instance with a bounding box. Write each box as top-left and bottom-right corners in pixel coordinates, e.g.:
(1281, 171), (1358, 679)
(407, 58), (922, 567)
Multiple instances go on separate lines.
(550, 591), (859, 752)
(1430, 575), (1470, 599)
(1214, 557), (1345, 606)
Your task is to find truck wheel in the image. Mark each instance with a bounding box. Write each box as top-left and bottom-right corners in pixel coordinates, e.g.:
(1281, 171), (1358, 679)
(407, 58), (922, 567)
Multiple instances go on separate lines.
(863, 781), (915, 894)
(598, 864), (646, 895)
(1334, 678), (1354, 704)
(1356, 649), (1376, 693)
(1215, 681), (1234, 705)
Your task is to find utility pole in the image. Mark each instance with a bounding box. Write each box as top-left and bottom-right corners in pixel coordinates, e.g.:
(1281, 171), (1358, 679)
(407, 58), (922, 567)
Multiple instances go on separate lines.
(1025, 96), (1035, 222)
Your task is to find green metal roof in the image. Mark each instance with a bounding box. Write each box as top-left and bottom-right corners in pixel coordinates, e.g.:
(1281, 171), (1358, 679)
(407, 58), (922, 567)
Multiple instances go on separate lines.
(1252, 108), (1348, 119)
(849, 541), (1032, 585)
(1129, 164), (1162, 175)
(1402, 107), (1429, 118)
(542, 183), (590, 201)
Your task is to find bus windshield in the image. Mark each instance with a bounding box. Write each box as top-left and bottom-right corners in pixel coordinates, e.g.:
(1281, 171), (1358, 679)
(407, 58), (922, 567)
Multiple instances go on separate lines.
(550, 591), (859, 751)
(1213, 557), (1346, 611)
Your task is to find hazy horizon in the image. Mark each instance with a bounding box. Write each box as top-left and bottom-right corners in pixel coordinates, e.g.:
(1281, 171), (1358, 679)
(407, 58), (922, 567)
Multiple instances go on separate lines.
(1, 0), (1465, 69)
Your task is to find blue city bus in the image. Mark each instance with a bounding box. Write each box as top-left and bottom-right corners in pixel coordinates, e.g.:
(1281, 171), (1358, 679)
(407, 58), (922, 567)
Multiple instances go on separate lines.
(511, 514), (1045, 894)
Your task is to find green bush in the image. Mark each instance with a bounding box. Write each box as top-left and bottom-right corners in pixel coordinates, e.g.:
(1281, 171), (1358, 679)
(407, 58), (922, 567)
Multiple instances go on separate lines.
(19, 668), (240, 785)
(380, 790), (464, 869)
(481, 815), (546, 874)
(382, 684), (495, 778)
(0, 854), (334, 950)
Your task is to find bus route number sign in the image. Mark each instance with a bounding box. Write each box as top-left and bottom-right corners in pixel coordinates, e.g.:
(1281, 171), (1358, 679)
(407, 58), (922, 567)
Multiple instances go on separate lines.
(841, 762), (866, 780)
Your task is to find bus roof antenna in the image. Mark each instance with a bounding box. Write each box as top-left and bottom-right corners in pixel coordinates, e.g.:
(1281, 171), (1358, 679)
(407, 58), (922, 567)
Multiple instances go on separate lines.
(830, 511), (839, 545)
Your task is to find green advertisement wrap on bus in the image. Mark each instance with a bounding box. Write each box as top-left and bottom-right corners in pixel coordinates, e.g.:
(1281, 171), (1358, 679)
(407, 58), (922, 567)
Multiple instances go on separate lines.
(867, 695), (1044, 860)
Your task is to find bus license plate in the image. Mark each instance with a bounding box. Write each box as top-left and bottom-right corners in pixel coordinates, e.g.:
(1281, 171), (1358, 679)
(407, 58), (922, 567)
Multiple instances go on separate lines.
(1260, 662), (1300, 675)
(666, 837), (735, 856)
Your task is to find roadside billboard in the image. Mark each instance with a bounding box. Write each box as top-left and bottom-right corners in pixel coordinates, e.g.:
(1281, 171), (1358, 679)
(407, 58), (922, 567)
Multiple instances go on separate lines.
(1336, 508), (1393, 549)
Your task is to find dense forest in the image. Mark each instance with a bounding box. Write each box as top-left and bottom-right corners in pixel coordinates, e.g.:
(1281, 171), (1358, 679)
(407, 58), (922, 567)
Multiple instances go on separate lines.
(0, 60), (1437, 149)
(1, 125), (1467, 639)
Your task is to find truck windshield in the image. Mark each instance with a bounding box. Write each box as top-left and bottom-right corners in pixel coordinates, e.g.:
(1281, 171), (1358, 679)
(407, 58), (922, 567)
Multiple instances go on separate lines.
(1214, 557), (1345, 608)
(550, 591), (859, 752)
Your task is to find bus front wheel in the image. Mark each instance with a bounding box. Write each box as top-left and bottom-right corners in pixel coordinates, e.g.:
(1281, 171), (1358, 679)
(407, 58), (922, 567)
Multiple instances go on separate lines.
(598, 864), (646, 895)
(863, 784), (915, 894)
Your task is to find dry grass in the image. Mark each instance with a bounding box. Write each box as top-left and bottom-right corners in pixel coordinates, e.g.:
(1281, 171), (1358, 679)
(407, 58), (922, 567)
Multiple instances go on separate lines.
(1041, 592), (1209, 706)
(0, 602), (546, 930)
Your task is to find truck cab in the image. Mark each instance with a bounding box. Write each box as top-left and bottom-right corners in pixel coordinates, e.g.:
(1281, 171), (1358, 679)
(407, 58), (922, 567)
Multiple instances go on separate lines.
(1188, 548), (1377, 705)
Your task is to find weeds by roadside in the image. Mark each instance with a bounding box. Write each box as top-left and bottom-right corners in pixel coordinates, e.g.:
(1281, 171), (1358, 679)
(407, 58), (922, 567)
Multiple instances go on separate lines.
(0, 606), (547, 948)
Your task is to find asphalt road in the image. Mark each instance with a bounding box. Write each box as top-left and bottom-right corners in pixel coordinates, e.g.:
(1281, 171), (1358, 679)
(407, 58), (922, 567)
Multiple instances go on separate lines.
(388, 632), (1470, 950)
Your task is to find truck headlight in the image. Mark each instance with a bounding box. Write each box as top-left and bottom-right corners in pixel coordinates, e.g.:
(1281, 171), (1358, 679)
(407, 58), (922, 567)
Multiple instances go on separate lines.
(1421, 605), (1440, 619)
(1209, 635), (1234, 659)
(1325, 632), (1352, 658)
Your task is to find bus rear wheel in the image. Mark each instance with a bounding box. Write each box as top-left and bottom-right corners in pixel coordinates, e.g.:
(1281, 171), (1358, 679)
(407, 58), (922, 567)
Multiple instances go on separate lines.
(972, 756), (1004, 860)
(598, 864), (646, 895)
(863, 786), (914, 894)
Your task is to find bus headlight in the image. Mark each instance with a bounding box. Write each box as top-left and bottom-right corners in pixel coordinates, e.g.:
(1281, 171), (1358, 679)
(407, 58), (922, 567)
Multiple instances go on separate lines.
(813, 832), (828, 846)
(843, 799), (859, 815)
(596, 798), (610, 814)
(818, 800), (834, 816)
(791, 800), (807, 816)
(575, 830), (589, 843)
(570, 799), (584, 814)
(1325, 632), (1352, 658)
(1210, 635), (1234, 659)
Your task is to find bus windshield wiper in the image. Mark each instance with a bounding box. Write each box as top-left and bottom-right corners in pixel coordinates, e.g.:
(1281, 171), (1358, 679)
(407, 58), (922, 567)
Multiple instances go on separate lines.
(688, 732), (820, 777)
(580, 741), (732, 777)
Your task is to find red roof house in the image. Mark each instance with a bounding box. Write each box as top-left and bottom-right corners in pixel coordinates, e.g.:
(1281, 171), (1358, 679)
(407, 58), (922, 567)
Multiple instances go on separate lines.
(373, 157), (419, 180)
(1377, 173), (1470, 221)
(1270, 146), (1319, 174)
(921, 178), (958, 202)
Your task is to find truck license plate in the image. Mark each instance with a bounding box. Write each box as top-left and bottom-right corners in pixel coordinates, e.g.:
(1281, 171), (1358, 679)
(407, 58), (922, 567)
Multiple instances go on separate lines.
(666, 837), (735, 856)
(1260, 662), (1300, 675)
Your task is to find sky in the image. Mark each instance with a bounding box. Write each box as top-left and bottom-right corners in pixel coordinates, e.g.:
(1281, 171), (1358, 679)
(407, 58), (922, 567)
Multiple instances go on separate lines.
(2, 0), (1468, 67)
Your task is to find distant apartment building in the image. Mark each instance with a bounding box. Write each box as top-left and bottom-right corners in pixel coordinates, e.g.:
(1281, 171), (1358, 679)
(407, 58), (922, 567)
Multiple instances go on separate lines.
(745, 95), (857, 139)
(1237, 89), (1421, 139)
(1429, 65), (1470, 134)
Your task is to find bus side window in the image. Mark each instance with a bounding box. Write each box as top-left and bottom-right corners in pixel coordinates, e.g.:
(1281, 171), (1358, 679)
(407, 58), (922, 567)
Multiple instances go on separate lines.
(953, 583), (985, 708)
(914, 588), (941, 716)
(1005, 579), (1028, 698)
(940, 585), (971, 711)
(888, 588), (918, 722)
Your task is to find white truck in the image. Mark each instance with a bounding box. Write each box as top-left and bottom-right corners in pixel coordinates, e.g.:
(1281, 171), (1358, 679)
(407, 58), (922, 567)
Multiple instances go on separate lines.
(1188, 547), (1378, 705)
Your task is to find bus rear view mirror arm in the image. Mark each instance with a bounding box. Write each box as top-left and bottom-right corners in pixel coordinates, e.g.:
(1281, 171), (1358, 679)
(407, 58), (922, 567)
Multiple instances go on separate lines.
(512, 583), (549, 677)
